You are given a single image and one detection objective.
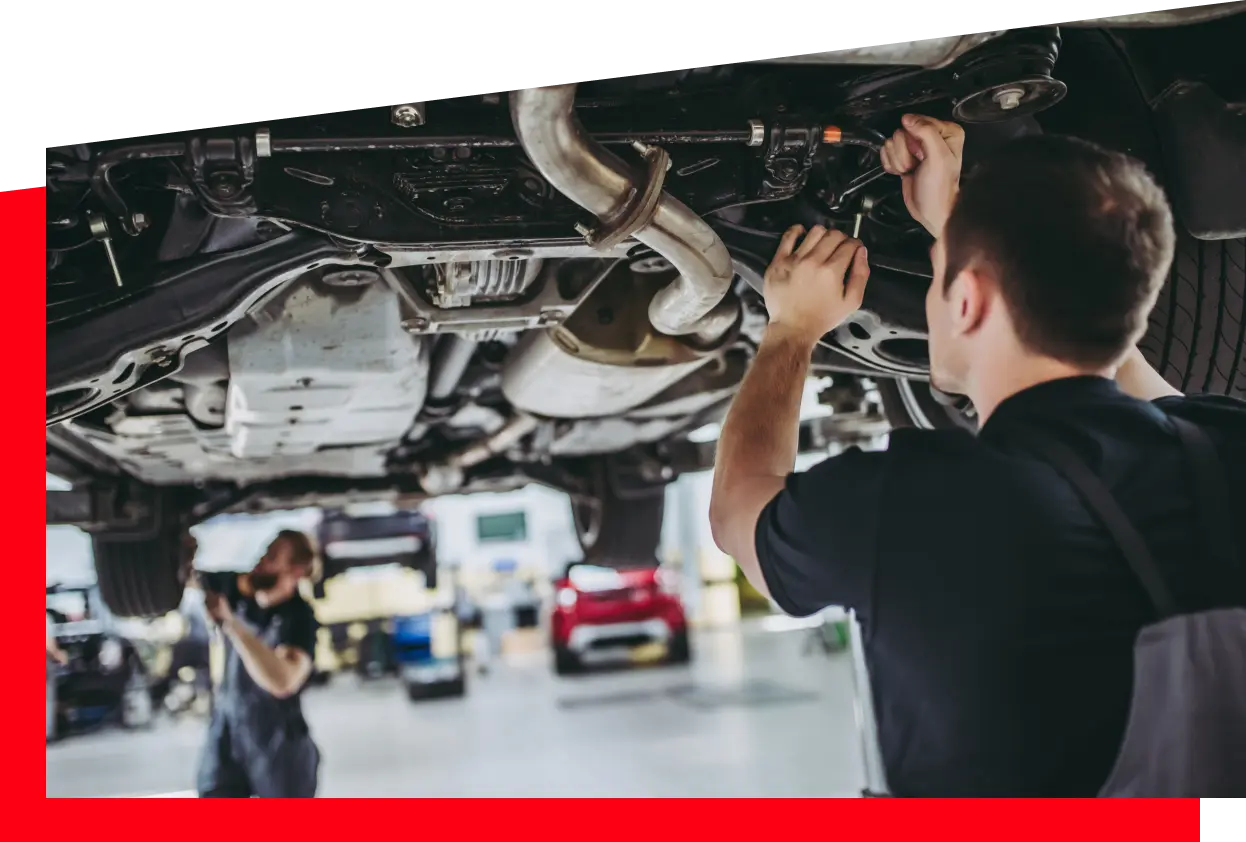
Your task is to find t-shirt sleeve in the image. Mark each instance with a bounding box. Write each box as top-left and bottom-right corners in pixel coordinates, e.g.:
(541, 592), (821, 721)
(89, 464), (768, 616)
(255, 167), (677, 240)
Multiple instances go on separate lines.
(1153, 393), (1246, 421)
(280, 602), (319, 659)
(1153, 393), (1246, 446)
(753, 444), (890, 618)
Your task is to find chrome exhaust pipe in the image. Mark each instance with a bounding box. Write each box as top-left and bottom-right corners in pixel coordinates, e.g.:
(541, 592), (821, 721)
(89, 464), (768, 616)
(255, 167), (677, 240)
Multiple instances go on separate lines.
(510, 85), (735, 337)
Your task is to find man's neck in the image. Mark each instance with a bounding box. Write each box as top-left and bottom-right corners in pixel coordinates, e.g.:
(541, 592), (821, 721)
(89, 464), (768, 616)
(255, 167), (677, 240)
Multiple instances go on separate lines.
(968, 352), (1110, 426)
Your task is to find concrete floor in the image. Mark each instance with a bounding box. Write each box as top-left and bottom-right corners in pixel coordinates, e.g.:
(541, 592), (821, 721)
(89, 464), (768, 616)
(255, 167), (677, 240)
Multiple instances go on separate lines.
(46, 620), (865, 797)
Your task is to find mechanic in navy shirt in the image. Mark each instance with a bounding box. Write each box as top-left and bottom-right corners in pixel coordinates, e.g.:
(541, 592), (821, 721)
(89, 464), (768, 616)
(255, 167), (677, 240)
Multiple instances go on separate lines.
(709, 115), (1246, 796)
(195, 530), (321, 797)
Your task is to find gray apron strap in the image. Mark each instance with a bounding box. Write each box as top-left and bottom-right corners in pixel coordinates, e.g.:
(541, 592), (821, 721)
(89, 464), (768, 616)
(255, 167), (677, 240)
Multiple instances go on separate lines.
(1017, 417), (1243, 615)
(1013, 417), (1246, 797)
(1014, 430), (1178, 618)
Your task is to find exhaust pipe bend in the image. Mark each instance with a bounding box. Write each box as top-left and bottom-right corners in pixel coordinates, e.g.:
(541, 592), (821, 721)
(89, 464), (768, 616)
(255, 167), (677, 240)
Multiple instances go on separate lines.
(510, 85), (736, 337)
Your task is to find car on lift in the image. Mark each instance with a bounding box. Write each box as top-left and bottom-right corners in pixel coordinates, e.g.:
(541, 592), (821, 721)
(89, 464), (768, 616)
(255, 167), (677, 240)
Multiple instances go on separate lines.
(46, 584), (154, 739)
(45, 8), (1246, 618)
(550, 561), (691, 675)
(315, 505), (438, 596)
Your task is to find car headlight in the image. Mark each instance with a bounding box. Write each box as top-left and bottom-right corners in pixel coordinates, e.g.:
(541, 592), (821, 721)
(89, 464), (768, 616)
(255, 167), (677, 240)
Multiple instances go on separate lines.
(98, 639), (124, 671)
(556, 587), (578, 608)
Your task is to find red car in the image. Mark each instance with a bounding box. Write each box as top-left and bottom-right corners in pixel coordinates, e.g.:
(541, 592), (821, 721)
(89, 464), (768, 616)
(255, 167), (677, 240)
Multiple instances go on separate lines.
(550, 563), (691, 675)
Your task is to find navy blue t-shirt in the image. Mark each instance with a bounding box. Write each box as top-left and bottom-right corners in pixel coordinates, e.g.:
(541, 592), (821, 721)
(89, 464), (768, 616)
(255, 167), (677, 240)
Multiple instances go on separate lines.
(754, 377), (1246, 796)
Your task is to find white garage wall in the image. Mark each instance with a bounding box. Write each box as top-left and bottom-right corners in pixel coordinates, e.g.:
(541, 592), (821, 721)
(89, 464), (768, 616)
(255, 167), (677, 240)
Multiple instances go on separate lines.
(423, 484), (580, 579)
(46, 525), (94, 587)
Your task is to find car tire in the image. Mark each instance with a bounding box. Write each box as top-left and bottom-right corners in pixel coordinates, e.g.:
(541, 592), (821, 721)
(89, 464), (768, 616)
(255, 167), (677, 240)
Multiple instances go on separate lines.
(667, 631), (692, 665)
(1141, 233), (1246, 399)
(570, 461), (666, 565)
(93, 526), (187, 619)
(553, 646), (582, 676)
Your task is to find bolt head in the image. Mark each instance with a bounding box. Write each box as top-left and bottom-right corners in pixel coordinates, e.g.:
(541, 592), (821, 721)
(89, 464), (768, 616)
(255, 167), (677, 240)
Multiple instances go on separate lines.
(391, 104), (425, 128)
(131, 212), (149, 231)
(993, 87), (1025, 111)
(402, 317), (429, 333)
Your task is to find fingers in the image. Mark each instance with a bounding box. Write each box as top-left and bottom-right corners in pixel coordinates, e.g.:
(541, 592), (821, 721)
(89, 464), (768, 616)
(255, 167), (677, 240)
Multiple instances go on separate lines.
(881, 128), (916, 175)
(900, 114), (965, 163)
(775, 224), (804, 259)
(808, 226), (848, 264)
(845, 245), (871, 303)
(883, 115), (966, 175)
(822, 237), (864, 282)
(795, 225), (828, 257)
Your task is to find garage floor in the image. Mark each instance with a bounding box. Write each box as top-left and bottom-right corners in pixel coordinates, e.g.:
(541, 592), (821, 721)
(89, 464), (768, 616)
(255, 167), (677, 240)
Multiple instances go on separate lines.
(46, 620), (865, 797)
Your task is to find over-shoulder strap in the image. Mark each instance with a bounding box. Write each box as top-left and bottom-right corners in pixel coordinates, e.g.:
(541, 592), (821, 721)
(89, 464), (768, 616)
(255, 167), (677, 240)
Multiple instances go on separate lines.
(1169, 417), (1244, 575)
(1014, 429), (1179, 620)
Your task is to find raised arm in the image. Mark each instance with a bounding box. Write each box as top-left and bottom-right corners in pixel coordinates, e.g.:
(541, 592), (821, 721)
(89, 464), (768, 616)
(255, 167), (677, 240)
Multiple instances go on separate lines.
(206, 594), (312, 699)
(710, 225), (869, 597)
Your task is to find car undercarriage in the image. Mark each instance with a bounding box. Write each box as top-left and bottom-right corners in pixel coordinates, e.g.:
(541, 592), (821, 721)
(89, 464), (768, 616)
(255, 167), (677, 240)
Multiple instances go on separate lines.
(45, 7), (1246, 616)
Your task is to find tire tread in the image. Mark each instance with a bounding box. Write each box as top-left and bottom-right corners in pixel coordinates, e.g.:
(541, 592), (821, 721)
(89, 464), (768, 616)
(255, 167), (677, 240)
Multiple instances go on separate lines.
(1143, 235), (1246, 399)
(93, 529), (185, 618)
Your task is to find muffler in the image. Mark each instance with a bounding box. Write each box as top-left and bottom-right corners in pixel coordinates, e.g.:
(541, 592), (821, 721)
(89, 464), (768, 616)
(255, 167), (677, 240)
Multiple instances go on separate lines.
(510, 85), (735, 337)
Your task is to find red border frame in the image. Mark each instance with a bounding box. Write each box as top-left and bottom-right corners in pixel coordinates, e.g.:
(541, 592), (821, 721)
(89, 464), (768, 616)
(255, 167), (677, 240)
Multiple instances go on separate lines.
(20, 185), (1200, 833)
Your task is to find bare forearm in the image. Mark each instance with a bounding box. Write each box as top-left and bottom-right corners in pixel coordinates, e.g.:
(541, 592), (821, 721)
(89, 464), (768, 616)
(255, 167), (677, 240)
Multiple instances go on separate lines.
(222, 618), (304, 698)
(716, 326), (814, 482)
(922, 184), (958, 240)
(711, 326), (813, 541)
(709, 326), (813, 594)
(1115, 347), (1181, 401)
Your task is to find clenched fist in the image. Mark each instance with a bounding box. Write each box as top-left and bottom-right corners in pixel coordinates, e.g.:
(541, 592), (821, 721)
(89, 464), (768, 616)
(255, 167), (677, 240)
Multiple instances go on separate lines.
(880, 114), (965, 239)
(763, 224), (870, 347)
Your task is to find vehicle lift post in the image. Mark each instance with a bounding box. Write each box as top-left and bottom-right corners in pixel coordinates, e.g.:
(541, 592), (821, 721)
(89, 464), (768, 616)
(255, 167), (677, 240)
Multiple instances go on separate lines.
(847, 610), (891, 797)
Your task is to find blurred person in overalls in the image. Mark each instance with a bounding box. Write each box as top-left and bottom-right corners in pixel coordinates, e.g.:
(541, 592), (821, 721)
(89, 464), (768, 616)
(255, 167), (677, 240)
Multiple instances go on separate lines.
(194, 530), (321, 798)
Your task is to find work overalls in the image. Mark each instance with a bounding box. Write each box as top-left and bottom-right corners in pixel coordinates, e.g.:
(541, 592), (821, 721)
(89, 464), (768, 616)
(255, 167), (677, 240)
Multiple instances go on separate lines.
(196, 594), (320, 798)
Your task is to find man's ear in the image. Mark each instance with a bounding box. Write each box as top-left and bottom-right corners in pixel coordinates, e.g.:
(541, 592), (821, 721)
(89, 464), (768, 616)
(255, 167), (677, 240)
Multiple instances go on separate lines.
(948, 264), (991, 337)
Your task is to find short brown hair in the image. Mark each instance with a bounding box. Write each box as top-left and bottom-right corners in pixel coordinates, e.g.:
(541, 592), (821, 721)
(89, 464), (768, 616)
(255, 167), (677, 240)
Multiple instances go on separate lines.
(275, 529), (317, 571)
(943, 134), (1175, 368)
